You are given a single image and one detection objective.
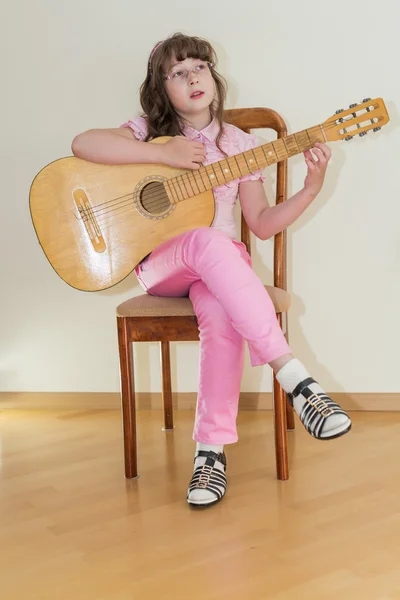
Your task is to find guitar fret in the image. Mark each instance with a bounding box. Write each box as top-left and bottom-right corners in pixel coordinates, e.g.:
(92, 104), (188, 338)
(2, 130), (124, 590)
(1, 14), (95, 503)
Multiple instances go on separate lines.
(261, 145), (271, 166)
(198, 168), (209, 192)
(173, 177), (184, 201)
(264, 142), (278, 163)
(307, 127), (325, 146)
(198, 172), (206, 194)
(191, 172), (201, 194)
(210, 163), (219, 185)
(282, 135), (300, 157)
(233, 155), (244, 177)
(183, 174), (193, 197)
(215, 161), (227, 184)
(165, 179), (178, 203)
(241, 150), (255, 173)
(178, 176), (189, 199)
(189, 173), (198, 194)
(220, 159), (234, 181)
(253, 146), (266, 168)
(272, 139), (289, 161)
(193, 170), (203, 193)
(227, 156), (240, 179)
(212, 162), (226, 185)
(185, 173), (196, 196)
(242, 151), (251, 172)
(205, 163), (218, 186)
(294, 130), (312, 151)
(250, 149), (260, 170)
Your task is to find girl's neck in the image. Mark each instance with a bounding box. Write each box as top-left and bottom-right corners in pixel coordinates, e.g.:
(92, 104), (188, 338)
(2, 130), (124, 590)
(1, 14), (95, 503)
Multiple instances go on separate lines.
(182, 110), (213, 133)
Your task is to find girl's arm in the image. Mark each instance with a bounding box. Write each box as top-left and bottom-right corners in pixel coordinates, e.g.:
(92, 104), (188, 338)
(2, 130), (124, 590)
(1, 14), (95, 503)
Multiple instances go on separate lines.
(239, 143), (331, 240)
(72, 128), (164, 165)
(71, 128), (206, 168)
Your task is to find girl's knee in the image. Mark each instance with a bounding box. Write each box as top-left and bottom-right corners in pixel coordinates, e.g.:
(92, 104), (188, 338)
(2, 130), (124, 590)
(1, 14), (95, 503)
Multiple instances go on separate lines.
(190, 283), (235, 334)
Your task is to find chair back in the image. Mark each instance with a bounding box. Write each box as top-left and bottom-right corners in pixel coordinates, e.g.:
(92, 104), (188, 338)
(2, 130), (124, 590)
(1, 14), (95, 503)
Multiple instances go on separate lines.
(224, 107), (288, 290)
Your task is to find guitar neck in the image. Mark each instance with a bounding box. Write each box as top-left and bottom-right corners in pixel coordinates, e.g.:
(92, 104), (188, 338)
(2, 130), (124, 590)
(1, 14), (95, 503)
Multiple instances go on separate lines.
(165, 123), (327, 203)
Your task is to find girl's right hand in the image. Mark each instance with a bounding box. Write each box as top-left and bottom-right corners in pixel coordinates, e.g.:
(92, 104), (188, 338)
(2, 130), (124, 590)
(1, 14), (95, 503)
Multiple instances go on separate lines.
(160, 136), (206, 170)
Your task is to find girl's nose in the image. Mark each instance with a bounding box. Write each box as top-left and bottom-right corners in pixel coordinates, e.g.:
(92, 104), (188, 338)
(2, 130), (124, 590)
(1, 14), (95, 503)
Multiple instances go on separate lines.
(188, 70), (199, 85)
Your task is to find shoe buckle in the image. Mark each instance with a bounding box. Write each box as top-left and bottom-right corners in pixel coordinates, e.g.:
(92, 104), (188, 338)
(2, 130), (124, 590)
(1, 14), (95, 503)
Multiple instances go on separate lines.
(198, 464), (213, 488)
(307, 393), (335, 417)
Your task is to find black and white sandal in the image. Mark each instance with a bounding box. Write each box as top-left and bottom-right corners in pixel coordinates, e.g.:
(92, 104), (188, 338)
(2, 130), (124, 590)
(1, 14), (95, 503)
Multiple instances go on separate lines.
(287, 377), (352, 440)
(187, 451), (227, 507)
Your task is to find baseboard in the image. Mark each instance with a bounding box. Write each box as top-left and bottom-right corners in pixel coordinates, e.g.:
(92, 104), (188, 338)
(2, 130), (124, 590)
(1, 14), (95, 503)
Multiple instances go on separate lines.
(0, 391), (399, 411)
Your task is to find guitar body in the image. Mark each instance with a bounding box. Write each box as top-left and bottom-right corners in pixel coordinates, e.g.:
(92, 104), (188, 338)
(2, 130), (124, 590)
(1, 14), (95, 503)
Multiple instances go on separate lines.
(29, 137), (215, 291)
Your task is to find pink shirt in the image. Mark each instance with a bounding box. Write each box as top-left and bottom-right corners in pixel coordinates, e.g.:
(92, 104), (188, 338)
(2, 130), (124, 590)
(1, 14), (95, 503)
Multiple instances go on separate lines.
(121, 117), (265, 240)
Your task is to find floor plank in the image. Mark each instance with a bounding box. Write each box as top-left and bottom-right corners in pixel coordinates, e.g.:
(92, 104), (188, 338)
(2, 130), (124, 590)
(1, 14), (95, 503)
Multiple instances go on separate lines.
(1, 409), (399, 599)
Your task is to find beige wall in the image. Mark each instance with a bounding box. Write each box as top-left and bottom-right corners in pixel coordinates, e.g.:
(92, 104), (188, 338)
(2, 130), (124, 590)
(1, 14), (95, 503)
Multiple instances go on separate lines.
(1, 0), (399, 394)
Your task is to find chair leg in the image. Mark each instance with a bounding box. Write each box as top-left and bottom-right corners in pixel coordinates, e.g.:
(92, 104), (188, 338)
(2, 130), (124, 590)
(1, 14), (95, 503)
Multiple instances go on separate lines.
(160, 341), (174, 431)
(286, 398), (296, 431)
(117, 317), (138, 479)
(278, 312), (296, 431)
(273, 372), (289, 481)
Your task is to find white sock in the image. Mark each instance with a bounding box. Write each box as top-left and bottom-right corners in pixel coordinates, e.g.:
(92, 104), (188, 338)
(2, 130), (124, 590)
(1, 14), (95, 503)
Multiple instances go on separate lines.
(187, 443), (225, 505)
(276, 359), (351, 436)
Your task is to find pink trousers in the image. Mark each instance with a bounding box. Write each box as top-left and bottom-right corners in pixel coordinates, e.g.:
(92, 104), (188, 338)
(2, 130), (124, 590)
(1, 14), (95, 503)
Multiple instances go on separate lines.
(136, 228), (291, 444)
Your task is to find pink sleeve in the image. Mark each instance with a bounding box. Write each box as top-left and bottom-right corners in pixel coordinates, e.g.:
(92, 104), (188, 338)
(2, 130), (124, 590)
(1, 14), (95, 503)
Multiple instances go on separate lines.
(235, 129), (266, 184)
(120, 116), (148, 141)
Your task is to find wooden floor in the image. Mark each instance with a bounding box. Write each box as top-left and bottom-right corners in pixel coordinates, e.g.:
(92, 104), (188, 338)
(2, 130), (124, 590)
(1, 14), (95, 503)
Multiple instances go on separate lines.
(1, 409), (400, 600)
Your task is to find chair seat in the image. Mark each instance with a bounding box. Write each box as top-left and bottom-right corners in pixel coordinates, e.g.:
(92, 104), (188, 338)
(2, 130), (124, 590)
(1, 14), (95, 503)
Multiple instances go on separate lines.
(116, 286), (291, 318)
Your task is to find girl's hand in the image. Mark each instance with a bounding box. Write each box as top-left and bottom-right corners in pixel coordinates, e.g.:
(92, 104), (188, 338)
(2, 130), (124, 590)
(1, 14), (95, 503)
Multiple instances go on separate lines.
(303, 142), (331, 196)
(161, 136), (206, 170)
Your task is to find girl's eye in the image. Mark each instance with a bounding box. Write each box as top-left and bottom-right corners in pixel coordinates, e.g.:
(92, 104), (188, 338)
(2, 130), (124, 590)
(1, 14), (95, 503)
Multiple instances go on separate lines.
(172, 70), (184, 78)
(195, 64), (206, 71)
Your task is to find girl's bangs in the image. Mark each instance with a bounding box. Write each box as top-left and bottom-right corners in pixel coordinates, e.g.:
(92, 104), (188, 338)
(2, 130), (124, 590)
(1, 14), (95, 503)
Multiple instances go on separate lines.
(160, 37), (213, 70)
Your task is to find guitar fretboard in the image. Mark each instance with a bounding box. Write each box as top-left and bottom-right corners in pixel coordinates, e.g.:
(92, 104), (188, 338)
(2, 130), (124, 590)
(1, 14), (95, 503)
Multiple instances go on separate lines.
(164, 124), (326, 202)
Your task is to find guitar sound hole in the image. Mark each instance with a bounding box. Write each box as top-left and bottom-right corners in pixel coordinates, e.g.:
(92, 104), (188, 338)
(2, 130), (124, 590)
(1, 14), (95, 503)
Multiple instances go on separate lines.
(140, 182), (170, 215)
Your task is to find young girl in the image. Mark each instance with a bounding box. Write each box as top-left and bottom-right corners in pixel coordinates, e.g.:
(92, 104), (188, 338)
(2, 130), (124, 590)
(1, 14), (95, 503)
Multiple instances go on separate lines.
(72, 33), (352, 507)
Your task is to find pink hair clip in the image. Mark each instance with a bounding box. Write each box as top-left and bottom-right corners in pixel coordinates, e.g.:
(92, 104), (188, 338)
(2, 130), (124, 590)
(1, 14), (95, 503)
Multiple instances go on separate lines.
(148, 40), (164, 73)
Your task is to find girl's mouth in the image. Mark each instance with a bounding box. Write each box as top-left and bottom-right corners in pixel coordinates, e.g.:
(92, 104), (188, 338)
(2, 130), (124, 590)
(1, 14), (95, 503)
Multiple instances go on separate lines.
(190, 91), (205, 100)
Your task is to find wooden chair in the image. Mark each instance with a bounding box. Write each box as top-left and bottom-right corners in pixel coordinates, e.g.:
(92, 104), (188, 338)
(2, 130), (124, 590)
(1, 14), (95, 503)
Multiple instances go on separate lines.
(116, 107), (295, 482)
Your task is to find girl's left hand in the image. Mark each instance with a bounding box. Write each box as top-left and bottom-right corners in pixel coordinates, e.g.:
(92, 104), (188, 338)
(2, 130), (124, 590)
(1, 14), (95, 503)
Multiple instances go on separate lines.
(303, 142), (331, 197)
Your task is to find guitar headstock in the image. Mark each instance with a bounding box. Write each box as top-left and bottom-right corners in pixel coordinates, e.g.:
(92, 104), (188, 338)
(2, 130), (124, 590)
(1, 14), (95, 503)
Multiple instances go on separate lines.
(322, 97), (390, 142)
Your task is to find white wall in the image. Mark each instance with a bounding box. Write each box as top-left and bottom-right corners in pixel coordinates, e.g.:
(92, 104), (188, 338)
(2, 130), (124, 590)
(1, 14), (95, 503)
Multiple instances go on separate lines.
(1, 0), (399, 394)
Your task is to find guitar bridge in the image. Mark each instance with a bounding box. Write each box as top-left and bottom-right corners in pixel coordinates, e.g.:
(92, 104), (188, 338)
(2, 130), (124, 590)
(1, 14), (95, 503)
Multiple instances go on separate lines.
(73, 189), (106, 253)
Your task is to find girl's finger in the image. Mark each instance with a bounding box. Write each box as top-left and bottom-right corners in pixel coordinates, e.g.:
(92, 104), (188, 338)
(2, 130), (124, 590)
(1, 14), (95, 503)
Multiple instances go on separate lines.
(312, 147), (324, 158)
(305, 158), (315, 169)
(314, 142), (331, 159)
(305, 149), (317, 163)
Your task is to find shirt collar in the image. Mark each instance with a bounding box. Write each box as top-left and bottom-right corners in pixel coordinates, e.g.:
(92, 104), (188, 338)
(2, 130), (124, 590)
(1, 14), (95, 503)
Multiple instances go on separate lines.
(183, 117), (220, 142)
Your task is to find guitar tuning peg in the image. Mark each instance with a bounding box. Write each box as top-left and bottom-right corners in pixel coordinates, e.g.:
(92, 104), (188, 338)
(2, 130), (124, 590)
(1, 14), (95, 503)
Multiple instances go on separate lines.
(359, 131), (368, 137)
(345, 135), (353, 141)
(373, 127), (381, 132)
(335, 109), (344, 114)
(349, 103), (358, 108)
(362, 97), (371, 102)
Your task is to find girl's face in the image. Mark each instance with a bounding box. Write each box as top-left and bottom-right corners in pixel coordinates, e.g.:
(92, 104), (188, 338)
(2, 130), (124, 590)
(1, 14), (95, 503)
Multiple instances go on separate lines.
(163, 56), (215, 122)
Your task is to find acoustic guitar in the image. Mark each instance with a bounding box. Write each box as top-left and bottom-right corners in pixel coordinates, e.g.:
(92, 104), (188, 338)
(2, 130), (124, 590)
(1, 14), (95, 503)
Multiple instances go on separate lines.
(29, 98), (389, 291)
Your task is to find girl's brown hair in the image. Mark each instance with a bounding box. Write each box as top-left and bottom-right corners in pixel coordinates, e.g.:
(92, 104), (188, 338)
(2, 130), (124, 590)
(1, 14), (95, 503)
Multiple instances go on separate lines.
(139, 33), (228, 153)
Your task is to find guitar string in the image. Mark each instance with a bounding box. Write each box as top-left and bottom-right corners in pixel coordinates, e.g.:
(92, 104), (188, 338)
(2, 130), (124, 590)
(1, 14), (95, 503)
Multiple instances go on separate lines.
(83, 121), (344, 219)
(81, 118), (376, 221)
(81, 121), (347, 217)
(79, 118), (379, 225)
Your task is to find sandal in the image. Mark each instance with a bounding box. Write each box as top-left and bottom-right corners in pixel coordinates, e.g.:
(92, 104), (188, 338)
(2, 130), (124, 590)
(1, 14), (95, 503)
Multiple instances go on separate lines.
(287, 377), (352, 440)
(187, 450), (227, 507)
